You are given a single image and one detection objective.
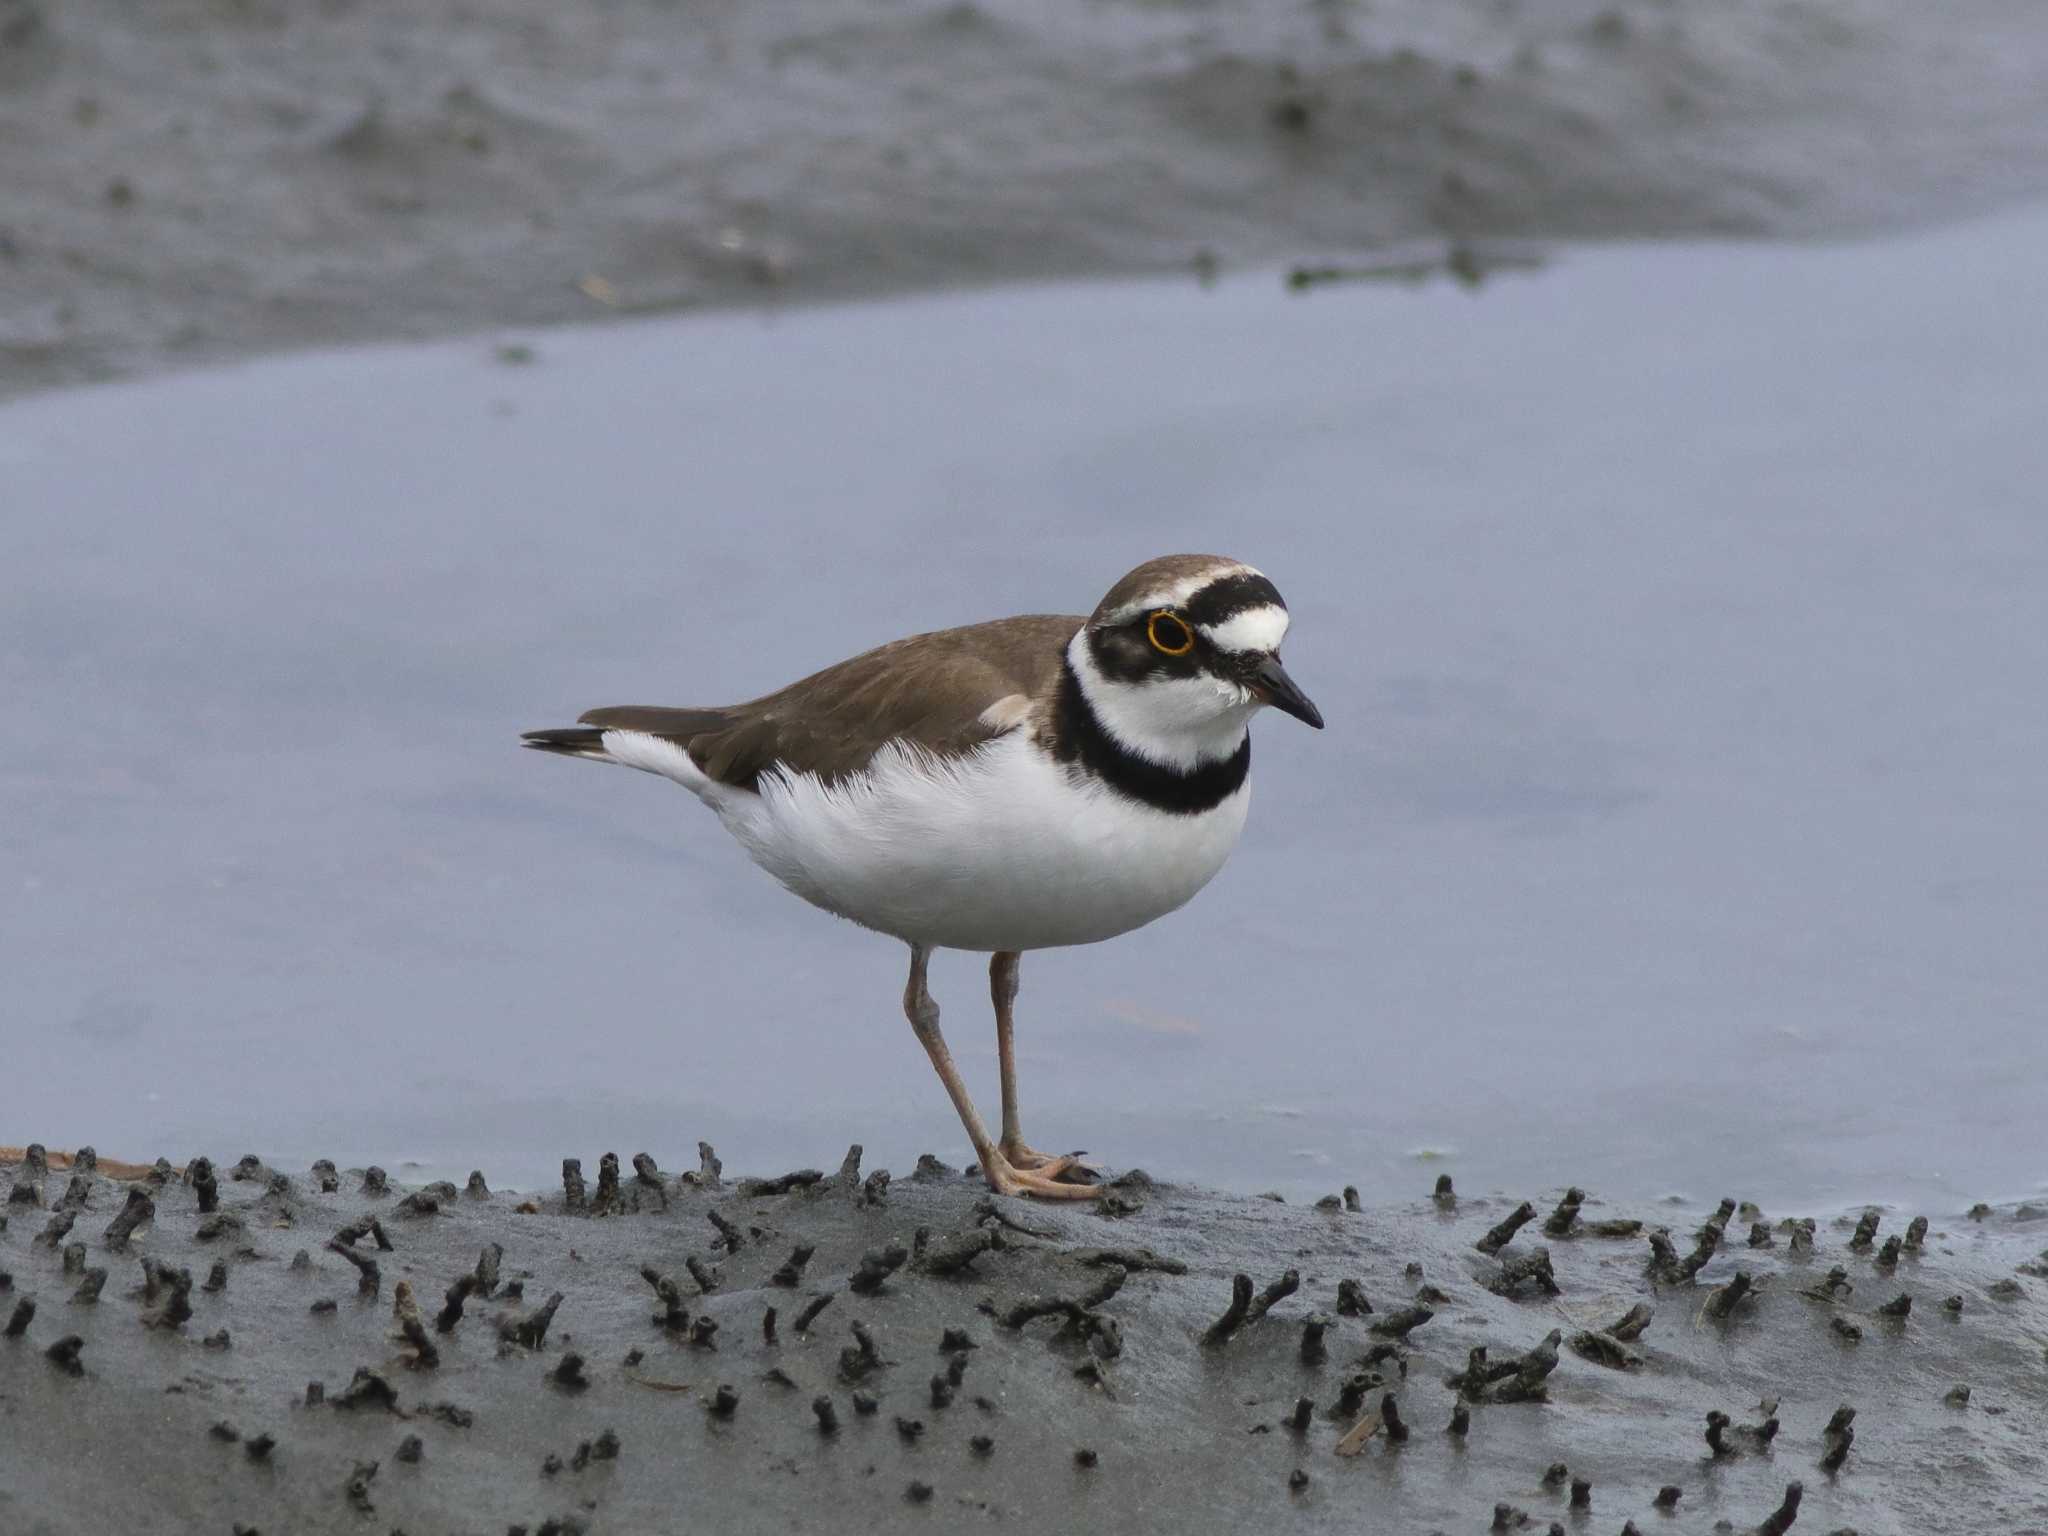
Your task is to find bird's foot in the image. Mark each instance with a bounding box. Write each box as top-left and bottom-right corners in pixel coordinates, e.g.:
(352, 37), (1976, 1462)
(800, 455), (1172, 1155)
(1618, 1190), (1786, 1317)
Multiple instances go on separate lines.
(980, 1149), (1100, 1201)
(999, 1139), (1085, 1173)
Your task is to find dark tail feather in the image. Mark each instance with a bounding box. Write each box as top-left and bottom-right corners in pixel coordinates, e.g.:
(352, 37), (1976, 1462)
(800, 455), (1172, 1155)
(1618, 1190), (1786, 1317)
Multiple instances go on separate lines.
(525, 706), (731, 764)
(521, 726), (612, 761)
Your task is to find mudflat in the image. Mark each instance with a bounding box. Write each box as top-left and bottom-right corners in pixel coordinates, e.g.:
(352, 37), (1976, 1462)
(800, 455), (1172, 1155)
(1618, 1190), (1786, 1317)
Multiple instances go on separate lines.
(8, 0), (2048, 396)
(2, 1144), (2043, 1533)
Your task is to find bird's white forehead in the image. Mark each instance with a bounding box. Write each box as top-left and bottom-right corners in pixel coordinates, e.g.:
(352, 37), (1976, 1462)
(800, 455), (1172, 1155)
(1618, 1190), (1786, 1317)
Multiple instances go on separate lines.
(1199, 604), (1290, 655)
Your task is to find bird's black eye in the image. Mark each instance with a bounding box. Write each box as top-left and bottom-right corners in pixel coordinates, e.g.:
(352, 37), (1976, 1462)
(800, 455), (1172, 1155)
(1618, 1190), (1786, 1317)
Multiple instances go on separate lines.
(1146, 610), (1195, 657)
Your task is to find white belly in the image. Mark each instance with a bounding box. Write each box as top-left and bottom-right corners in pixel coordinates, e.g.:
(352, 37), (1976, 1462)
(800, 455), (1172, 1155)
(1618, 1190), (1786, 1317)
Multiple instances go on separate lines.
(607, 728), (1250, 951)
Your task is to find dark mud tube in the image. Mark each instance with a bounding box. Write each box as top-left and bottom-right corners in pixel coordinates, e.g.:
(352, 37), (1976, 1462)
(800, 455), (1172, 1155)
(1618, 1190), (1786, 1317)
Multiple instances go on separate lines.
(1, 1146), (2043, 1534)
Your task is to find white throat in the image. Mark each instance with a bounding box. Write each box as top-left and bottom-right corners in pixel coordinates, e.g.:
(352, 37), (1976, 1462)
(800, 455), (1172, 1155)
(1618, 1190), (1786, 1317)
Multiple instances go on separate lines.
(1066, 630), (1259, 772)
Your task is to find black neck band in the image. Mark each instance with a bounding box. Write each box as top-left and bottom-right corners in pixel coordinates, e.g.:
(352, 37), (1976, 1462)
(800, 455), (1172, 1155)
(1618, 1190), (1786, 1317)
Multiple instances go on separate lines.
(1052, 661), (1249, 815)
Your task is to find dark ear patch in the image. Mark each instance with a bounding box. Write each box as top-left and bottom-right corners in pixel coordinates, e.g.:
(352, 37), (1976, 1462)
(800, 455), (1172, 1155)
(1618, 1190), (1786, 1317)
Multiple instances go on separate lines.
(1090, 622), (1199, 683)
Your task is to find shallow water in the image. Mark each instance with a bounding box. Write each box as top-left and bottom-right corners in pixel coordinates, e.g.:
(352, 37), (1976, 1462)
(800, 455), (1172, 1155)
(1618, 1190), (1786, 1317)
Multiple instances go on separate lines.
(5, 209), (2046, 1209)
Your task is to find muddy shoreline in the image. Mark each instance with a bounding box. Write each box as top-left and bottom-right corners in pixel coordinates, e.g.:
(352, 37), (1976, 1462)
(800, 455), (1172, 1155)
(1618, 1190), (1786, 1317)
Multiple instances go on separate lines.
(8, 0), (2048, 399)
(2, 1144), (2043, 1533)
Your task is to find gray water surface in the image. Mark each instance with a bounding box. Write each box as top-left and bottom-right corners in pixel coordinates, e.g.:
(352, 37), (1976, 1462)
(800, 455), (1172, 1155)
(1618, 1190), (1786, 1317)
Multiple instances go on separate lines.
(5, 211), (2046, 1208)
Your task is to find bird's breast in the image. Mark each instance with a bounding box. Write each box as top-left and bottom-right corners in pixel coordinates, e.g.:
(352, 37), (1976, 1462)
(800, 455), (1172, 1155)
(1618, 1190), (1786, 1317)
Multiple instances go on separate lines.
(730, 732), (1251, 951)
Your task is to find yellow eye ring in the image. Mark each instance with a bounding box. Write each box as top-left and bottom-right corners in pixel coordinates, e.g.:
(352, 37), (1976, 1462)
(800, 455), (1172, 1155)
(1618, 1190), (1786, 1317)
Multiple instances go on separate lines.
(1147, 610), (1195, 656)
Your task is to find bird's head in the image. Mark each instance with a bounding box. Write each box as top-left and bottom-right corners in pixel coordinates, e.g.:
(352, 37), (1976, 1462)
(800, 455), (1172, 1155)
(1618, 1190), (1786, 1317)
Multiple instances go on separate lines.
(1071, 554), (1322, 769)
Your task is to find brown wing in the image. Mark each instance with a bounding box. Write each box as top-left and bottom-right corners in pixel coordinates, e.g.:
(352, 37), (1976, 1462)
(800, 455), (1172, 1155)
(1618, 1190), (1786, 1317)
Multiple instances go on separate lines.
(576, 613), (1081, 790)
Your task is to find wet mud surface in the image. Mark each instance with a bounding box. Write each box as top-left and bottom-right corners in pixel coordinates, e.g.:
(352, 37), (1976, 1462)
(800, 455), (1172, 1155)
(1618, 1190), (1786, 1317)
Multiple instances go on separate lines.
(8, 0), (2048, 397)
(3, 1145), (2045, 1534)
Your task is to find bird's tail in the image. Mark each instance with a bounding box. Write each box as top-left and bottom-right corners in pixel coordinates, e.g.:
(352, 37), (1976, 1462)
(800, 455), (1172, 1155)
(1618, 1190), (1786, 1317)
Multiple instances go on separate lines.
(523, 706), (734, 771)
(520, 726), (614, 763)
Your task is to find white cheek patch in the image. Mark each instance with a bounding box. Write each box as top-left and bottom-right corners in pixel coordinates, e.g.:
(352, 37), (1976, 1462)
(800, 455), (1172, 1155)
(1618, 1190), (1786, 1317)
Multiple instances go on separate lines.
(1068, 633), (1256, 771)
(1200, 604), (1289, 656)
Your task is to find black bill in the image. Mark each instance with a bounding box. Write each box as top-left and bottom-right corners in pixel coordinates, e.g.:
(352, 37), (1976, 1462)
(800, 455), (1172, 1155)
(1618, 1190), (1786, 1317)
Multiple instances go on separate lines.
(1251, 655), (1323, 729)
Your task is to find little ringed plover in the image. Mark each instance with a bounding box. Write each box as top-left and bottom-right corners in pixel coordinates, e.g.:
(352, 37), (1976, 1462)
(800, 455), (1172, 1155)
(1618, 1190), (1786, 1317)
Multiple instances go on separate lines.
(524, 553), (1321, 1199)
